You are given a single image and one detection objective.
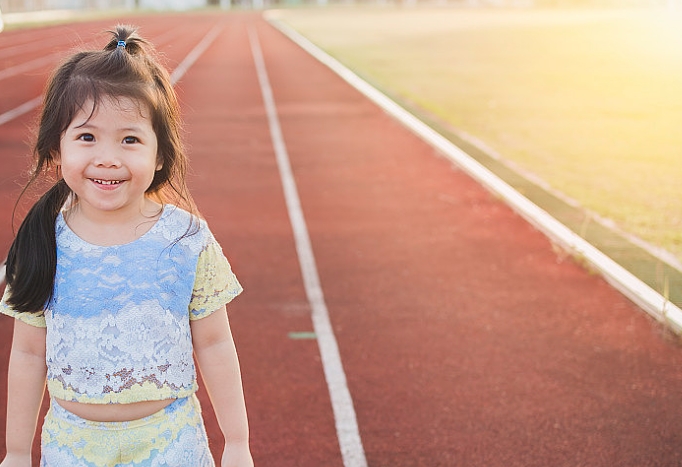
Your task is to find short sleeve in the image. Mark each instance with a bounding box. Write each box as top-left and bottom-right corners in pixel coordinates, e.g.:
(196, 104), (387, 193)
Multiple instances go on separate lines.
(0, 285), (47, 328)
(189, 239), (243, 320)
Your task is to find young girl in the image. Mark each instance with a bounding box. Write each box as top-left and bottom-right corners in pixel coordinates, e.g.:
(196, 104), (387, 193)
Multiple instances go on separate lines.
(0, 25), (253, 467)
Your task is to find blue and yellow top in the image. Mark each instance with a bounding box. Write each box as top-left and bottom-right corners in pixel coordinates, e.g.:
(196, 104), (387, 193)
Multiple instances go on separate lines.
(0, 205), (242, 404)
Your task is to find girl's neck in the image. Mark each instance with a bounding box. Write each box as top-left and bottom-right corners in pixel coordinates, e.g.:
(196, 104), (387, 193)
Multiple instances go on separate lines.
(63, 198), (163, 247)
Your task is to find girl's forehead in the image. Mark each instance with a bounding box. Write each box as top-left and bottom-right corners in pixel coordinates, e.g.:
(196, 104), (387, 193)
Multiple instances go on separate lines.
(72, 96), (153, 126)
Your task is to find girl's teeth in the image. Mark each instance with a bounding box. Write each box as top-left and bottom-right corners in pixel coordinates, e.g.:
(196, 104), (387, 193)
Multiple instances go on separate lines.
(93, 179), (122, 185)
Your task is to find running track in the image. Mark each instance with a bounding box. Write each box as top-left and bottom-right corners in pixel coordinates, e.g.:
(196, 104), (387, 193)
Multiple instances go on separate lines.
(2, 11), (682, 467)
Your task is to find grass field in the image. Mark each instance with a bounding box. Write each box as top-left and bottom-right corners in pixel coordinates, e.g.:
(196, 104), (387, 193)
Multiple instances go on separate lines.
(274, 5), (682, 267)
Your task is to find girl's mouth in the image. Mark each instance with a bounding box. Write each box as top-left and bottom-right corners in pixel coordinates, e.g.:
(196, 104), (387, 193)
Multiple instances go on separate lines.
(91, 179), (123, 186)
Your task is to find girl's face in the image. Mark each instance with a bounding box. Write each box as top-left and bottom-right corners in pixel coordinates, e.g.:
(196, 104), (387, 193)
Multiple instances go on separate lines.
(58, 96), (161, 220)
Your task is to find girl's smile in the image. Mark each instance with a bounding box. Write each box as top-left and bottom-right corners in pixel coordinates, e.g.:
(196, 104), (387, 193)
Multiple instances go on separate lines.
(91, 178), (124, 186)
(89, 178), (127, 192)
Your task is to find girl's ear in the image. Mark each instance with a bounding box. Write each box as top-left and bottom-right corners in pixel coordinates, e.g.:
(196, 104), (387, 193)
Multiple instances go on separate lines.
(51, 150), (61, 165)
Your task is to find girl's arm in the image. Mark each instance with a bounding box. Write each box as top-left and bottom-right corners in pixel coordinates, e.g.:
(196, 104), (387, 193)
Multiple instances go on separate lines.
(191, 306), (253, 467)
(1, 320), (47, 467)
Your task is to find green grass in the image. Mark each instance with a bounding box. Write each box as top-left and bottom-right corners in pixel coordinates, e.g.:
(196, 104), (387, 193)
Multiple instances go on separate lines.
(273, 6), (682, 267)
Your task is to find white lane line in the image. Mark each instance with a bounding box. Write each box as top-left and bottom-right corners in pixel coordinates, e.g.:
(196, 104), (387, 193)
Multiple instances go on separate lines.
(0, 35), (52, 61)
(266, 13), (682, 335)
(248, 26), (369, 467)
(0, 96), (42, 127)
(0, 35), (107, 83)
(170, 24), (223, 84)
(0, 52), (62, 82)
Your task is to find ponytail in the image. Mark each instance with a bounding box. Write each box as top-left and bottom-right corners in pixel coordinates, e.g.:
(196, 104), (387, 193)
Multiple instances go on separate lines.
(5, 179), (71, 312)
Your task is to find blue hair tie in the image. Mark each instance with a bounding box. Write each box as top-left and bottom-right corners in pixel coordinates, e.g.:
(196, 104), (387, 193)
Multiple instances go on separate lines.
(117, 40), (126, 49)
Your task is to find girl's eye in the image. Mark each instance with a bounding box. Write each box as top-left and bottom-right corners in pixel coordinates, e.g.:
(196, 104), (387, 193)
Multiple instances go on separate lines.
(123, 136), (139, 144)
(78, 134), (95, 142)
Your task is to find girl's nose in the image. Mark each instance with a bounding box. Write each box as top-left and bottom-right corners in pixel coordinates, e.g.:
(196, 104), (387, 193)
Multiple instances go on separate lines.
(94, 148), (122, 168)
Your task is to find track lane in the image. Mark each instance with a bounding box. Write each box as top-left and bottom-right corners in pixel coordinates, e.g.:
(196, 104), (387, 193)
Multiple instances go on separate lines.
(175, 13), (345, 465)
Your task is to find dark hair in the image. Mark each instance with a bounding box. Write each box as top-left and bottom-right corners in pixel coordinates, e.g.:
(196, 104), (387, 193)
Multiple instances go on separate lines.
(5, 25), (197, 312)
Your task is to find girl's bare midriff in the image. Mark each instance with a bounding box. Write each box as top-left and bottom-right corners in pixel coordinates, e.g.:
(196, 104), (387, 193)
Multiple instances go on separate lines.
(55, 398), (174, 422)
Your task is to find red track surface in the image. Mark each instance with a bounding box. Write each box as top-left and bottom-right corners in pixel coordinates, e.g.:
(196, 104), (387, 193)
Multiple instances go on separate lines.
(2, 11), (682, 467)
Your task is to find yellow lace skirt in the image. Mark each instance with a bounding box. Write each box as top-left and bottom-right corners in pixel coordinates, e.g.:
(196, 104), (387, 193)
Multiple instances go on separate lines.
(40, 394), (214, 467)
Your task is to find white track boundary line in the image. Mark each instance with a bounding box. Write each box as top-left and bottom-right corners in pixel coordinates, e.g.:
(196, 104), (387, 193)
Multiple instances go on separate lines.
(248, 26), (368, 467)
(170, 24), (223, 84)
(265, 12), (682, 335)
(0, 52), (65, 82)
(0, 24), (225, 285)
(0, 96), (43, 127)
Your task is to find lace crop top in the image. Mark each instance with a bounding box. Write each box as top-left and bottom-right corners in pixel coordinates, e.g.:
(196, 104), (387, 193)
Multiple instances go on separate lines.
(0, 205), (242, 404)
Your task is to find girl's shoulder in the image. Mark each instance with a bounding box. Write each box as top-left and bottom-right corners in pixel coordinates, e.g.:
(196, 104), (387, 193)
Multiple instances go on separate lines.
(161, 204), (202, 228)
(158, 205), (213, 252)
